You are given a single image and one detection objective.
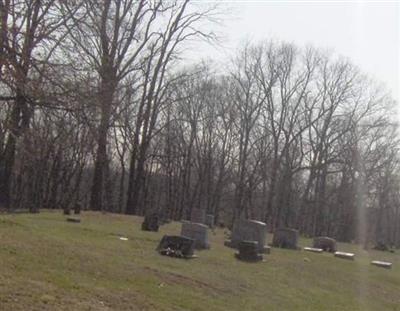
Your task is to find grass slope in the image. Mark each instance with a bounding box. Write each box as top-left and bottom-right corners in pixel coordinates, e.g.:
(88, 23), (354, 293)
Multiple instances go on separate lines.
(0, 211), (399, 311)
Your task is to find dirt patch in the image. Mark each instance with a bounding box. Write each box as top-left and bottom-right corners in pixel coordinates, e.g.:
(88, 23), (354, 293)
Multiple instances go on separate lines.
(0, 218), (24, 228)
(143, 266), (232, 296)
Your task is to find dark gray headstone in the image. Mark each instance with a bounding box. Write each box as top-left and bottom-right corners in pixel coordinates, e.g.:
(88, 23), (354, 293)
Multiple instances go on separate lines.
(66, 217), (80, 223)
(313, 236), (337, 252)
(156, 235), (195, 259)
(142, 213), (159, 232)
(235, 240), (263, 262)
(272, 228), (299, 250)
(74, 202), (81, 215)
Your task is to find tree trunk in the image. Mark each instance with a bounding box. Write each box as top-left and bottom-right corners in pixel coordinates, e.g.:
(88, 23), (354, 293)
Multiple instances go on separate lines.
(90, 77), (115, 211)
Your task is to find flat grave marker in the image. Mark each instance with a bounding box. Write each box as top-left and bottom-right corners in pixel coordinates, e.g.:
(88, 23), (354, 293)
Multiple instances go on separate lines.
(304, 247), (323, 253)
(371, 260), (392, 269)
(334, 251), (355, 260)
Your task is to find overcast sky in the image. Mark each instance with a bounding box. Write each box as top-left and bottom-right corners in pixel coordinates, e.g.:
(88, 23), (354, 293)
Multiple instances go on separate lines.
(188, 0), (399, 104)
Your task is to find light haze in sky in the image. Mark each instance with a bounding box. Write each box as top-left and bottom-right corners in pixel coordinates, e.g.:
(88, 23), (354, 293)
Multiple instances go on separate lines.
(188, 0), (399, 105)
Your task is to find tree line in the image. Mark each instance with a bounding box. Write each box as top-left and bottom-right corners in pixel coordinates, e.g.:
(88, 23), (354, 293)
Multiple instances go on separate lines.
(1, 0), (399, 247)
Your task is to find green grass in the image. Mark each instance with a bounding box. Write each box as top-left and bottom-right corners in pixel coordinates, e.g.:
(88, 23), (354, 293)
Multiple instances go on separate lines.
(0, 211), (399, 311)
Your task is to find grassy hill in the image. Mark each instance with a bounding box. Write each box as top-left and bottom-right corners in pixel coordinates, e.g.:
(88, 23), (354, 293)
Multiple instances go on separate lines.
(0, 211), (399, 311)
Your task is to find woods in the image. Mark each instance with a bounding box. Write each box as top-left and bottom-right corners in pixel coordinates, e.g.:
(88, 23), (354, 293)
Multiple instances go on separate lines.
(0, 1), (399, 248)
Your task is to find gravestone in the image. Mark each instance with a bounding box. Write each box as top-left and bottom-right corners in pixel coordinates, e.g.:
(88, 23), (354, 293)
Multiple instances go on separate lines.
(272, 228), (299, 250)
(225, 219), (268, 253)
(205, 214), (214, 228)
(66, 217), (80, 223)
(334, 251), (355, 260)
(313, 236), (337, 253)
(74, 202), (81, 215)
(235, 240), (263, 262)
(181, 222), (210, 249)
(190, 208), (206, 224)
(156, 235), (196, 259)
(371, 260), (392, 269)
(141, 213), (159, 232)
(304, 247), (323, 253)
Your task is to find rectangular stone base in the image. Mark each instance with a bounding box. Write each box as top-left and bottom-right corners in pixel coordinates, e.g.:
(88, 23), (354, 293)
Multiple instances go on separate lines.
(234, 252), (263, 262)
(371, 260), (392, 269)
(334, 251), (355, 260)
(225, 240), (270, 254)
(304, 247), (323, 253)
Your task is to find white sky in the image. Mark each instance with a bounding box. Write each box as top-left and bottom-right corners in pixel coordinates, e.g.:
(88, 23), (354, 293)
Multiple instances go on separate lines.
(188, 0), (400, 104)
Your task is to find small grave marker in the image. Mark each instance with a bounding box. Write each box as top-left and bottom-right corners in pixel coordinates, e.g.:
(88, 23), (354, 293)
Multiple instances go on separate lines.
(141, 213), (159, 232)
(334, 251), (355, 260)
(205, 214), (214, 228)
(66, 217), (81, 223)
(304, 247), (323, 253)
(371, 260), (392, 269)
(74, 202), (81, 215)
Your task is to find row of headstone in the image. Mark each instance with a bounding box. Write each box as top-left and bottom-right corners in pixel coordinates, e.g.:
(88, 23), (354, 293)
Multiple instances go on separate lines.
(151, 213), (393, 267)
(306, 237), (392, 268)
(145, 209), (214, 231)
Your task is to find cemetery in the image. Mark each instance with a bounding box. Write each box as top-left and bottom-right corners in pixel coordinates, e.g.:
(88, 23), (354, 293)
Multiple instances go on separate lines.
(0, 1), (398, 310)
(1, 210), (399, 311)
